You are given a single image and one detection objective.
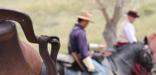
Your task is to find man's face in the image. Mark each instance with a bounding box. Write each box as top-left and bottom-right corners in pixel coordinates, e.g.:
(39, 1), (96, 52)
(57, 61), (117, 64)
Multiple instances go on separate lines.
(128, 16), (136, 23)
(81, 20), (90, 28)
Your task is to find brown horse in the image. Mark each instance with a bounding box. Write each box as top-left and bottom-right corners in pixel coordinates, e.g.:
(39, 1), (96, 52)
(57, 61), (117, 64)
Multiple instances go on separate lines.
(146, 33), (156, 74)
(0, 9), (60, 75)
(148, 33), (156, 62)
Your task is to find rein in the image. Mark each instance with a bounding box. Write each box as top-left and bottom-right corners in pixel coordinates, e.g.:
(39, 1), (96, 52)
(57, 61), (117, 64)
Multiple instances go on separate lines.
(120, 57), (138, 74)
(107, 57), (118, 75)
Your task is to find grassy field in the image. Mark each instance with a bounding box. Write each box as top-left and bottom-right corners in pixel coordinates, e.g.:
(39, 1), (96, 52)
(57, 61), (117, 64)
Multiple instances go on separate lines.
(0, 0), (156, 53)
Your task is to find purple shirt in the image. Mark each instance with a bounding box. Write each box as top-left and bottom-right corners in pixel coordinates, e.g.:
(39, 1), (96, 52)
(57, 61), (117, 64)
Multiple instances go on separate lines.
(68, 24), (89, 59)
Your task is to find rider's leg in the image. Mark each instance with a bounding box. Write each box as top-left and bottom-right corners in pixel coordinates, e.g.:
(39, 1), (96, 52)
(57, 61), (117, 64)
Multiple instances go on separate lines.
(65, 68), (81, 75)
(102, 58), (114, 75)
(92, 59), (107, 75)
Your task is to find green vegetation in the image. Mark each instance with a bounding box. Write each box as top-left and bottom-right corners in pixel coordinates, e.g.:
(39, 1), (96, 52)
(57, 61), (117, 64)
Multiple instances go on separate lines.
(0, 0), (156, 53)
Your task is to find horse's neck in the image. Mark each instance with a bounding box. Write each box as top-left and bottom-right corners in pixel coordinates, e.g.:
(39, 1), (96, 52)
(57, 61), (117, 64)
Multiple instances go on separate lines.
(0, 33), (31, 67)
(0, 27), (34, 75)
(0, 21), (27, 64)
(110, 46), (133, 74)
(112, 43), (144, 75)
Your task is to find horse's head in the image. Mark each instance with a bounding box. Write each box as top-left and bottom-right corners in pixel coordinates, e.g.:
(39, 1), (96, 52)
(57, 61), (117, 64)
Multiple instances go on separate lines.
(146, 33), (156, 60)
(128, 43), (153, 72)
(137, 47), (153, 72)
(112, 42), (153, 75)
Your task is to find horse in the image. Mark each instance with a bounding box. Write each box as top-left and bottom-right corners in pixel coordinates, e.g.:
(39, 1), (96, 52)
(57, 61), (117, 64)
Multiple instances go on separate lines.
(0, 9), (60, 75)
(110, 42), (153, 75)
(57, 42), (153, 75)
(144, 33), (156, 75)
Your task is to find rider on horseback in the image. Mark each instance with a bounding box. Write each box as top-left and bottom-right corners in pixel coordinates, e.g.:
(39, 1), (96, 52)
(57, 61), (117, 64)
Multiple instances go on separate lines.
(103, 10), (140, 74)
(116, 10), (139, 47)
(116, 10), (150, 75)
(68, 10), (106, 75)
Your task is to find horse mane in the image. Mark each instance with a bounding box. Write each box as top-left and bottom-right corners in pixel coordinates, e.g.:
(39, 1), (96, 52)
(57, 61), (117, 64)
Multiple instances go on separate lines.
(112, 42), (144, 57)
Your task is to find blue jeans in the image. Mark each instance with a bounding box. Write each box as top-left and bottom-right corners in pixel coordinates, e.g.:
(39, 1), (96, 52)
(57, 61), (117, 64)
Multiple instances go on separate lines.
(91, 59), (107, 75)
(65, 59), (106, 75)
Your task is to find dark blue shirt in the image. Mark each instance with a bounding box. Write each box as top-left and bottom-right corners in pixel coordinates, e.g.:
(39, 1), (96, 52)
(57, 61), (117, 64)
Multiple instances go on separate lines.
(68, 24), (89, 59)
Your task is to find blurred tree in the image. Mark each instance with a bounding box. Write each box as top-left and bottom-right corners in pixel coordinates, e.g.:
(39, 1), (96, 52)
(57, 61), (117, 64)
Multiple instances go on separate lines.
(95, 0), (126, 49)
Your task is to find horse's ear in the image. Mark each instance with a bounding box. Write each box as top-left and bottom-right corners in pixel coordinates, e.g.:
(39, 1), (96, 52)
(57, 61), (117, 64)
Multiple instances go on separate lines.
(144, 36), (148, 45)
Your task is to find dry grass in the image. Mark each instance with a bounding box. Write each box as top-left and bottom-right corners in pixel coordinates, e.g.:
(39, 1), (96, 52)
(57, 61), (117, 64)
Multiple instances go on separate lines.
(0, 0), (156, 53)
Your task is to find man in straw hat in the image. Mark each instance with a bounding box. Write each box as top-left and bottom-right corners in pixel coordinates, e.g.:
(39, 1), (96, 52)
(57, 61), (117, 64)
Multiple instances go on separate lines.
(68, 11), (106, 75)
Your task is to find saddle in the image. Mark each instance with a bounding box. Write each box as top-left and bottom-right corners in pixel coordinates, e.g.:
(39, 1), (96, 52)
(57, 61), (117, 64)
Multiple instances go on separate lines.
(57, 53), (74, 67)
(40, 63), (47, 75)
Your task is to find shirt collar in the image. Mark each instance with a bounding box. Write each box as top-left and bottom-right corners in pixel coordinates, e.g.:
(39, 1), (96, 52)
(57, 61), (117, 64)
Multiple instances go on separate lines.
(75, 23), (84, 29)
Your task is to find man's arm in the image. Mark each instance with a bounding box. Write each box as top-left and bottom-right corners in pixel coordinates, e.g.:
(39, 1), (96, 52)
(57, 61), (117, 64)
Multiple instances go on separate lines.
(71, 52), (85, 71)
(77, 31), (89, 58)
(77, 31), (96, 72)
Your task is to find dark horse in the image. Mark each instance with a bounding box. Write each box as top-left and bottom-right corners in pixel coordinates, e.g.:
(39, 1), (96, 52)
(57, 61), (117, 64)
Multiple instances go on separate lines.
(57, 42), (153, 75)
(109, 43), (153, 75)
(0, 9), (60, 75)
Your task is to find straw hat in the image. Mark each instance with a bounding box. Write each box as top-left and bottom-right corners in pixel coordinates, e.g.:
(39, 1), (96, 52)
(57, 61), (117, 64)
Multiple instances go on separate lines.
(78, 10), (93, 22)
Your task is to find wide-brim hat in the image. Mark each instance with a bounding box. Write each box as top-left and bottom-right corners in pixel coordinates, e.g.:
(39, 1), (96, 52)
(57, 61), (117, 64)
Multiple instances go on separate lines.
(127, 10), (139, 18)
(78, 10), (93, 22)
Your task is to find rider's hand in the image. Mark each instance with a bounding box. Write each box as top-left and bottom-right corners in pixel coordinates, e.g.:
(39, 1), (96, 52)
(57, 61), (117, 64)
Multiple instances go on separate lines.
(102, 51), (112, 56)
(89, 51), (94, 56)
(83, 56), (96, 72)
